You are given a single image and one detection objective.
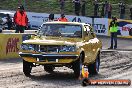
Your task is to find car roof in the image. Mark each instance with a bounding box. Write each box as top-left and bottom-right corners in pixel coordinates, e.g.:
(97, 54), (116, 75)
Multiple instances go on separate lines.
(45, 21), (90, 26)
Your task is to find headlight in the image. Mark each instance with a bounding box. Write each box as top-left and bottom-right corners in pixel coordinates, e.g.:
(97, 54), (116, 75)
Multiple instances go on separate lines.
(21, 44), (34, 51)
(60, 45), (76, 52)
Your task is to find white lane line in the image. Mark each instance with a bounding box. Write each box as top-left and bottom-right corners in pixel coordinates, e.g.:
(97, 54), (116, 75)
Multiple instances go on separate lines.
(101, 49), (132, 52)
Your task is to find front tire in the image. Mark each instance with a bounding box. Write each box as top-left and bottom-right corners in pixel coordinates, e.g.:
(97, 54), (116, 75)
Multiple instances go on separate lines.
(23, 60), (32, 76)
(88, 54), (100, 75)
(72, 54), (83, 78)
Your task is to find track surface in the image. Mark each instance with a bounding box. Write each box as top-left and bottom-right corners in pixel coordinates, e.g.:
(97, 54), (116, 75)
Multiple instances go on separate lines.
(0, 37), (131, 88)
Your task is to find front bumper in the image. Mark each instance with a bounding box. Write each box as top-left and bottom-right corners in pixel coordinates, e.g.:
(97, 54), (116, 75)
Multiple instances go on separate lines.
(19, 52), (78, 59)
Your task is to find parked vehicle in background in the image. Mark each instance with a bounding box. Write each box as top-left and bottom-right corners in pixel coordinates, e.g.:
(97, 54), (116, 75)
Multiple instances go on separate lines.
(0, 12), (14, 30)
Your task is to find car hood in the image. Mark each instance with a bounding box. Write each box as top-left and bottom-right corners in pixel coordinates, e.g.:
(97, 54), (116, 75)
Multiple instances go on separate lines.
(23, 37), (82, 46)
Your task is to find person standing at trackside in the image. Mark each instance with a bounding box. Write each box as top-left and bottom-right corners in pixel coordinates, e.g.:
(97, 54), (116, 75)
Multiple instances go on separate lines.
(94, 0), (99, 17)
(130, 7), (132, 20)
(0, 17), (3, 33)
(48, 14), (54, 22)
(108, 2), (112, 18)
(72, 0), (81, 16)
(101, 2), (105, 17)
(59, 0), (65, 14)
(119, 2), (125, 19)
(81, 0), (86, 16)
(104, 1), (109, 18)
(108, 17), (119, 49)
(14, 5), (28, 33)
(58, 14), (68, 22)
(3, 14), (13, 30)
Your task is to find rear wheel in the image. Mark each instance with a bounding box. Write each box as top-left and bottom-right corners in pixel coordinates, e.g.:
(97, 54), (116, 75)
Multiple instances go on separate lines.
(23, 60), (32, 76)
(88, 54), (100, 75)
(72, 54), (83, 78)
(44, 65), (55, 73)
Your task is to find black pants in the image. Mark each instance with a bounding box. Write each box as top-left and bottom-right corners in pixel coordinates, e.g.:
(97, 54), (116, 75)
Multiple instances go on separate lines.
(108, 11), (111, 18)
(94, 9), (98, 16)
(129, 28), (132, 36)
(60, 3), (64, 14)
(15, 25), (25, 33)
(130, 14), (132, 20)
(75, 3), (80, 16)
(81, 3), (85, 16)
(7, 22), (13, 30)
(110, 32), (117, 48)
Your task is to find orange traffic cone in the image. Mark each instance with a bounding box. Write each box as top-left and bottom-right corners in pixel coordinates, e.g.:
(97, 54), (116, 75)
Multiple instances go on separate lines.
(79, 65), (89, 80)
(83, 66), (89, 78)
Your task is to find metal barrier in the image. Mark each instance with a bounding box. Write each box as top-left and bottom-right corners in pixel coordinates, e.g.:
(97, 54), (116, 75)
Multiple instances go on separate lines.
(1, 30), (37, 34)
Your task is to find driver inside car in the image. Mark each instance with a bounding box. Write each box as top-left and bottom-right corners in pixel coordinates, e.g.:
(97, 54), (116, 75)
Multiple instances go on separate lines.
(49, 25), (61, 36)
(52, 28), (61, 36)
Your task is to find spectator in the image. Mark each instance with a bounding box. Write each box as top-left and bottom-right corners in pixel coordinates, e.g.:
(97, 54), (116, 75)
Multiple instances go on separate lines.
(72, 0), (81, 16)
(81, 0), (86, 16)
(108, 16), (119, 49)
(94, 0), (99, 16)
(14, 5), (28, 33)
(59, 0), (65, 14)
(0, 17), (3, 33)
(104, 1), (109, 18)
(101, 2), (105, 17)
(3, 14), (13, 30)
(119, 2), (125, 19)
(0, 17), (3, 24)
(0, 17), (3, 26)
(49, 14), (54, 21)
(108, 2), (112, 18)
(130, 7), (132, 20)
(58, 14), (68, 22)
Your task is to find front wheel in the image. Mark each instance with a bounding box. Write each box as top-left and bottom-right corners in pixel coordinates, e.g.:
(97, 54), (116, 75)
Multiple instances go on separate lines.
(23, 60), (32, 76)
(88, 54), (100, 75)
(72, 54), (83, 78)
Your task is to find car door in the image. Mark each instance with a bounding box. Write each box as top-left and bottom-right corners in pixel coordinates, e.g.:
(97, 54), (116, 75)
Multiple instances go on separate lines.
(88, 26), (98, 62)
(82, 25), (93, 64)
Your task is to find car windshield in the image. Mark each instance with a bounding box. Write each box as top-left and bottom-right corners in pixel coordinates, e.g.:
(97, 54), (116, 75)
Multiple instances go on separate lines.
(38, 24), (82, 38)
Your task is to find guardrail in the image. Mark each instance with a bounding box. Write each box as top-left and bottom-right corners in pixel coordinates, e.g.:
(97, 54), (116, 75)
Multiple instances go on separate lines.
(1, 30), (37, 34)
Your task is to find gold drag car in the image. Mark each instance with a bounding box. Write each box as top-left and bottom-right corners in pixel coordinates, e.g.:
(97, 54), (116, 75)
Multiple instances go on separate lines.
(19, 22), (102, 78)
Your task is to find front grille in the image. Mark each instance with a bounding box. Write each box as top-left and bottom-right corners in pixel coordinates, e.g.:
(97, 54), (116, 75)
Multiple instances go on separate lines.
(33, 44), (39, 51)
(40, 45), (60, 53)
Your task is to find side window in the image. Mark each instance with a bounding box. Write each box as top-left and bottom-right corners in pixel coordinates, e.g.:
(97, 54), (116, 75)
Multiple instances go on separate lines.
(84, 26), (88, 36)
(89, 26), (95, 36)
(84, 25), (95, 39)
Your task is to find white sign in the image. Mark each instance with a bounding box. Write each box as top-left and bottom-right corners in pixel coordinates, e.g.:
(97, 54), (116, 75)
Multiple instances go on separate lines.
(94, 18), (108, 35)
(27, 12), (92, 29)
